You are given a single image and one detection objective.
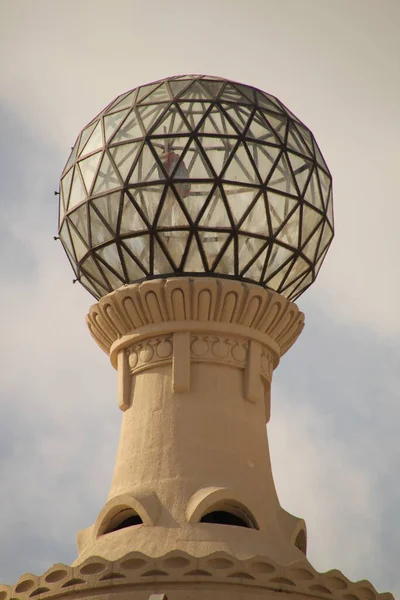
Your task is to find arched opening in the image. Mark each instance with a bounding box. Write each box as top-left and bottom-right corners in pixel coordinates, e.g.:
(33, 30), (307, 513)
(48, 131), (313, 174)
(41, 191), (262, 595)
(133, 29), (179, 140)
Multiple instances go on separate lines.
(200, 510), (249, 528)
(101, 507), (143, 535)
(199, 502), (258, 530)
(294, 529), (307, 554)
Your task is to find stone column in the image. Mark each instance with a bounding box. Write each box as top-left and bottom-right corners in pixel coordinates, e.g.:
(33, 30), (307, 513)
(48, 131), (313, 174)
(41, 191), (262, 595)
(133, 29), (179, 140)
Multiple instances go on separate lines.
(76, 277), (306, 566)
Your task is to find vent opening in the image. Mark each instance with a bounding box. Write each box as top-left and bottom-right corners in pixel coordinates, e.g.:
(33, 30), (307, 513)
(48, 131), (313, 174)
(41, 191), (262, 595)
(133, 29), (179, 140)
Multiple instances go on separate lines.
(199, 502), (258, 529)
(200, 510), (249, 528)
(102, 507), (143, 535)
(294, 529), (307, 554)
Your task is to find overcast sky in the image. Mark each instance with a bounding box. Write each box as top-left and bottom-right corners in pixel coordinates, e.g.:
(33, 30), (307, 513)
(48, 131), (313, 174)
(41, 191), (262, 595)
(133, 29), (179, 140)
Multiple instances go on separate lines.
(0, 0), (399, 594)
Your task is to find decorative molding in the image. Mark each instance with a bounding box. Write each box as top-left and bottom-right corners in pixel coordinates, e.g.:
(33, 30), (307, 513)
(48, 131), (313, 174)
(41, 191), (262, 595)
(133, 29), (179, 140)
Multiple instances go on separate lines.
(86, 278), (304, 361)
(126, 333), (249, 376)
(1, 550), (392, 600)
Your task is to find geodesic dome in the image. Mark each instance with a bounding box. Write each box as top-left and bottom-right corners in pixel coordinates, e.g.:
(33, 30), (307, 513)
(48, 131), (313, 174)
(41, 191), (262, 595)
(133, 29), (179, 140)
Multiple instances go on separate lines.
(58, 74), (333, 301)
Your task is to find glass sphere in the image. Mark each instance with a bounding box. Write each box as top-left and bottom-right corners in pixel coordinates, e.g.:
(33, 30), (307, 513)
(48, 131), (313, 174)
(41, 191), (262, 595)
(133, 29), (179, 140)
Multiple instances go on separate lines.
(58, 75), (333, 301)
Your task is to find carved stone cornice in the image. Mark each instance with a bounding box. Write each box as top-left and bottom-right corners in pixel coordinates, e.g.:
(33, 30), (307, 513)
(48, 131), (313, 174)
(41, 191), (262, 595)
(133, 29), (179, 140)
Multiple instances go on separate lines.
(86, 277), (305, 361)
(1, 550), (392, 600)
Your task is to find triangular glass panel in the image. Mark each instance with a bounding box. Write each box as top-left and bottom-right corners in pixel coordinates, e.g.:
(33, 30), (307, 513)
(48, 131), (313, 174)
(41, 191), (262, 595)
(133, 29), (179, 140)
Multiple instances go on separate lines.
(122, 235), (150, 273)
(169, 79), (192, 98)
(223, 142), (260, 184)
(198, 188), (232, 228)
(137, 103), (168, 134)
(287, 152), (313, 195)
(81, 255), (110, 291)
(93, 151), (121, 193)
(68, 218), (88, 261)
(295, 122), (314, 156)
(80, 121), (103, 158)
(304, 169), (324, 211)
(141, 82), (171, 104)
(238, 235), (267, 274)
(326, 189), (334, 227)
(107, 90), (137, 113)
(179, 101), (212, 131)
(197, 230), (230, 270)
(91, 191), (121, 233)
(112, 111), (143, 143)
(281, 271), (309, 300)
(196, 136), (236, 176)
(245, 142), (280, 182)
(120, 246), (146, 281)
(60, 220), (75, 262)
(78, 151), (102, 194)
(179, 80), (211, 101)
(184, 235), (207, 272)
(264, 250), (296, 288)
(198, 106), (238, 136)
(129, 143), (160, 184)
(301, 220), (323, 262)
(241, 245), (268, 281)
(267, 190), (298, 235)
(200, 79), (224, 99)
(151, 107), (190, 135)
(130, 185), (164, 226)
(69, 205), (89, 245)
(109, 142), (141, 182)
(287, 121), (313, 158)
(68, 168), (86, 211)
(220, 82), (252, 104)
(156, 230), (190, 269)
(255, 91), (281, 112)
(79, 273), (102, 299)
(313, 139), (329, 171)
(283, 256), (310, 288)
(267, 154), (297, 195)
(234, 83), (256, 104)
(316, 222), (334, 259)
(246, 111), (280, 144)
(136, 82), (163, 104)
(90, 205), (115, 247)
(225, 186), (261, 224)
(96, 244), (125, 279)
(276, 206), (301, 248)
(59, 193), (65, 227)
(181, 182), (214, 223)
(301, 204), (324, 246)
(95, 255), (125, 290)
(154, 239), (177, 275)
(180, 139), (215, 178)
(317, 167), (332, 207)
(62, 138), (79, 174)
(157, 190), (190, 227)
(240, 197), (268, 233)
(120, 193), (147, 235)
(263, 112), (287, 142)
(220, 103), (253, 134)
(315, 244), (329, 276)
(104, 109), (130, 142)
(78, 122), (97, 156)
(61, 167), (74, 209)
(214, 237), (235, 275)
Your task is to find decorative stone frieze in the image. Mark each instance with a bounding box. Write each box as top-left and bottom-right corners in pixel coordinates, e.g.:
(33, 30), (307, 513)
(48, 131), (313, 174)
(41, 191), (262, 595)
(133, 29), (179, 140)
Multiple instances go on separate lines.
(86, 278), (305, 362)
(1, 550), (392, 600)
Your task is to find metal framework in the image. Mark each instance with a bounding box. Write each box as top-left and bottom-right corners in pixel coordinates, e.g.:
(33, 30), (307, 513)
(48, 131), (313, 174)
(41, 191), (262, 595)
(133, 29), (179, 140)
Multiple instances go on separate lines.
(58, 75), (334, 301)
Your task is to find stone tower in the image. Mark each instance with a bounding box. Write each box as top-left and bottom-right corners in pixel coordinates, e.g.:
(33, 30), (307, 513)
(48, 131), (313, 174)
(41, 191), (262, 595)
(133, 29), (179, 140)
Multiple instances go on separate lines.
(0, 76), (393, 600)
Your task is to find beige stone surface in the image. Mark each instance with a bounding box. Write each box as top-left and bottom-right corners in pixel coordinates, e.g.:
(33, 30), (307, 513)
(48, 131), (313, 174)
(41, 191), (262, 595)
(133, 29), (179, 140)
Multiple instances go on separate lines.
(79, 278), (306, 565)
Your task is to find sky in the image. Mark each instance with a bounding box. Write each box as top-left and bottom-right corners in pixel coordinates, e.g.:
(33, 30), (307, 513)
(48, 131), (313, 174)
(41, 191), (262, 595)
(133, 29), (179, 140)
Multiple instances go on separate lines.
(0, 0), (399, 593)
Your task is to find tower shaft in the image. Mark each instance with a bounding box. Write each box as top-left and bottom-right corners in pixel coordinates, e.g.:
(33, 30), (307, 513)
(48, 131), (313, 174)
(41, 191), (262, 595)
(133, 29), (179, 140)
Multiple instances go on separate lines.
(77, 277), (307, 566)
